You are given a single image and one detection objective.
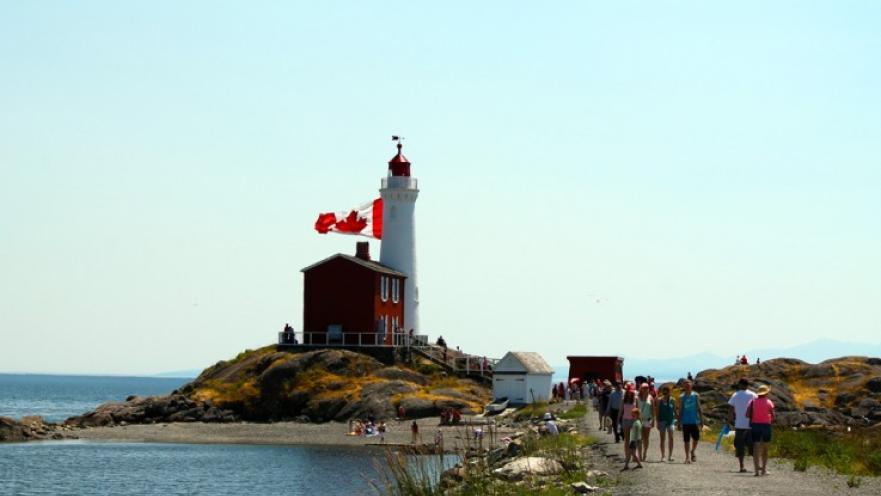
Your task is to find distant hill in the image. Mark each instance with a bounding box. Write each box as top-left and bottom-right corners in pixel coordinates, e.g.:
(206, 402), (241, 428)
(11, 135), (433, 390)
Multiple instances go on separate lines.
(553, 339), (881, 382)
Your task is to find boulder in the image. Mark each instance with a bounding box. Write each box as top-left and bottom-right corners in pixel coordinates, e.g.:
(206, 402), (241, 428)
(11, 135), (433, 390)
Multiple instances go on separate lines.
(373, 367), (428, 385)
(571, 481), (599, 493)
(493, 457), (563, 481)
(361, 380), (417, 398)
(865, 377), (881, 393)
(399, 397), (437, 418)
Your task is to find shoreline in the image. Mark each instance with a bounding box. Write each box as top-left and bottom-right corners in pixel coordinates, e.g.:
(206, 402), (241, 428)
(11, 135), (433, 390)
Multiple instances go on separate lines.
(63, 420), (517, 449)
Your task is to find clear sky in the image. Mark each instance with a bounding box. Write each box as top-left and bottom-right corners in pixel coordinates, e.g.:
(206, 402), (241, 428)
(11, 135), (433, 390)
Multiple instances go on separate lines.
(2, 2), (879, 375)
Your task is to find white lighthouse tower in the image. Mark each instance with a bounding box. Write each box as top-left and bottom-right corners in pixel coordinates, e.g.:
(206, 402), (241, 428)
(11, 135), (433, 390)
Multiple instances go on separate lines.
(379, 139), (420, 333)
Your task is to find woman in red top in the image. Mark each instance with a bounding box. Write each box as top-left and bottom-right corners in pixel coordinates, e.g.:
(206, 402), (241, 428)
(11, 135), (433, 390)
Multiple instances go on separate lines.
(746, 385), (775, 476)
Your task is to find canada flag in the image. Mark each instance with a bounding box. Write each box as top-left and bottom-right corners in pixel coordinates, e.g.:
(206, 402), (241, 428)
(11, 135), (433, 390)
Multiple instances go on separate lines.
(314, 198), (383, 239)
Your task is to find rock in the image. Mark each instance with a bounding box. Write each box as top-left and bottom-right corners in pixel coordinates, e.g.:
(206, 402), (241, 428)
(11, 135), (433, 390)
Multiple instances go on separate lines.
(571, 481), (599, 493)
(866, 377), (881, 393)
(586, 469), (608, 479)
(399, 397), (437, 418)
(373, 367), (428, 385)
(493, 457), (563, 481)
(867, 358), (881, 366)
(361, 380), (417, 398)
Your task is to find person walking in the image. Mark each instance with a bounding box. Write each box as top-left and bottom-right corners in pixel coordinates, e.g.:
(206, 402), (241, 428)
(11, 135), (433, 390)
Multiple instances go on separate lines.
(637, 383), (654, 460)
(618, 388), (637, 459)
(656, 385), (677, 461)
(677, 380), (704, 464)
(606, 382), (623, 443)
(747, 385), (775, 476)
(621, 407), (644, 471)
(599, 381), (611, 432)
(728, 378), (758, 473)
(410, 420), (421, 444)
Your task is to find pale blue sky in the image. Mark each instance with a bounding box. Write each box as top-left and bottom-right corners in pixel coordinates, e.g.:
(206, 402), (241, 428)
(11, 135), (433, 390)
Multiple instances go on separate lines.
(1, 2), (879, 374)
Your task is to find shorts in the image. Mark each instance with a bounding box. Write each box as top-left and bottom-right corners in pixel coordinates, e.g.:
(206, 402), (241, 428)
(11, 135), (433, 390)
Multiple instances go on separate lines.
(734, 428), (753, 457)
(657, 421), (674, 433)
(682, 424), (700, 443)
(751, 423), (772, 443)
(628, 440), (638, 451)
(621, 419), (634, 432)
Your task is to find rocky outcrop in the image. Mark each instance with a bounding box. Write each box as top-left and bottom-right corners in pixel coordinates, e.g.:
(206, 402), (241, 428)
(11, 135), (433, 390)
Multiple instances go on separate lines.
(694, 356), (881, 427)
(1, 416), (64, 442)
(65, 346), (490, 428)
(64, 395), (238, 428)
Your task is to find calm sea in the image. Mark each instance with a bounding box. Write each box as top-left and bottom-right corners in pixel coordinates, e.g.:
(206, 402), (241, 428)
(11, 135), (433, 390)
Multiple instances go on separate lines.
(0, 374), (439, 495)
(0, 373), (190, 423)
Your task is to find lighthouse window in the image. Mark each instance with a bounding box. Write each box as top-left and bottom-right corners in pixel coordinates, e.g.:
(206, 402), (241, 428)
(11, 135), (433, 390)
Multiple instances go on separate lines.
(392, 278), (400, 303)
(380, 276), (389, 302)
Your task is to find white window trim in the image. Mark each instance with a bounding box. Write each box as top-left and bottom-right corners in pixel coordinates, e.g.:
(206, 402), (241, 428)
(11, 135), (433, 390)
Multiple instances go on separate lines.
(380, 276), (388, 302)
(391, 278), (399, 303)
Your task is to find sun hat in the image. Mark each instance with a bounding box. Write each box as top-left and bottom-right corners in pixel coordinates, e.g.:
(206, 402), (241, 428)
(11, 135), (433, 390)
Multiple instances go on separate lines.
(756, 385), (770, 396)
(543, 412), (553, 420)
(603, 379), (612, 386)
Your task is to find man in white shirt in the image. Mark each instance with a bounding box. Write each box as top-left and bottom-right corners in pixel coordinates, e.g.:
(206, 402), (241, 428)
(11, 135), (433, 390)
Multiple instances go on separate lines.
(728, 378), (758, 473)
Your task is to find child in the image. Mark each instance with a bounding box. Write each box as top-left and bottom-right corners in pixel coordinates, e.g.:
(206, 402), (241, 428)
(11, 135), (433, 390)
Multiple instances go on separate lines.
(622, 407), (644, 471)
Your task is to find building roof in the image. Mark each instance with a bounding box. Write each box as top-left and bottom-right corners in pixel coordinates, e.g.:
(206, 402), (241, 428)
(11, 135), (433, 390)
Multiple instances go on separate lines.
(498, 352), (554, 374)
(567, 356), (624, 361)
(301, 253), (407, 277)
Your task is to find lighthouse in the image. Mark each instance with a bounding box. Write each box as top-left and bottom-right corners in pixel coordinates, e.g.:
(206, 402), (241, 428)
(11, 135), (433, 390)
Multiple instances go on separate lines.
(379, 140), (420, 333)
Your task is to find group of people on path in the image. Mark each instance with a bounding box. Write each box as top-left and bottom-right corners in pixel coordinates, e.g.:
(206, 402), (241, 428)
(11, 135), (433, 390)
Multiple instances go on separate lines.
(589, 375), (775, 475)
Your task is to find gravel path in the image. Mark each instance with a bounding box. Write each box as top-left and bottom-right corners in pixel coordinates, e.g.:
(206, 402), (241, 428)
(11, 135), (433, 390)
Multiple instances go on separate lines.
(581, 404), (880, 495)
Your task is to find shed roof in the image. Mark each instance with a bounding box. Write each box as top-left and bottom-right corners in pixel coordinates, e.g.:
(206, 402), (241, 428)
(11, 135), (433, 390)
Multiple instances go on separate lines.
(498, 352), (554, 374)
(301, 253), (407, 277)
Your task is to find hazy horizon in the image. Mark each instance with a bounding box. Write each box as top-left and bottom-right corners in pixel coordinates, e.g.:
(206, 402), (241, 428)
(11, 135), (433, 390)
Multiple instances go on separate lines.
(2, 2), (880, 375)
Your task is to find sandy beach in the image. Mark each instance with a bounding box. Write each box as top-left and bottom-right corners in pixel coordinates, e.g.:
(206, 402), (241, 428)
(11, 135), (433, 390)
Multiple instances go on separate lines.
(70, 420), (518, 449)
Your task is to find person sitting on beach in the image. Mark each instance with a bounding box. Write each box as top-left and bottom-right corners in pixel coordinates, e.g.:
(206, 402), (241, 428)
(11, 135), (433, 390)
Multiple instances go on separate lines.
(451, 409), (462, 425)
(352, 420), (364, 436)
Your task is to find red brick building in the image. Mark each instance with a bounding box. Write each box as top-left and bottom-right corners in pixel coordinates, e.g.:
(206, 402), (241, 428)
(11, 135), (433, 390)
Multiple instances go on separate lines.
(301, 242), (406, 346)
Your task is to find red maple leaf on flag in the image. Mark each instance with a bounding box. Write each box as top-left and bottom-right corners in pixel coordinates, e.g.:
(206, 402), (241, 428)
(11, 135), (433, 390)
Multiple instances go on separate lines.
(333, 210), (368, 233)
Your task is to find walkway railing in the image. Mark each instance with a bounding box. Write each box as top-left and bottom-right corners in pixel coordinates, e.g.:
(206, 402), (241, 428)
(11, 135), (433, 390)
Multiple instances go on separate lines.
(278, 331), (429, 348)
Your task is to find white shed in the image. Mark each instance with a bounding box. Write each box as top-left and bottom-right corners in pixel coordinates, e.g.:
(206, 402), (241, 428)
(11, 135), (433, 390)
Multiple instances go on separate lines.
(492, 351), (554, 405)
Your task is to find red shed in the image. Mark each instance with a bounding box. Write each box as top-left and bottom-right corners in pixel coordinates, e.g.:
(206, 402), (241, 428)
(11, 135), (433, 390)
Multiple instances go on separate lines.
(566, 356), (624, 384)
(302, 242), (406, 346)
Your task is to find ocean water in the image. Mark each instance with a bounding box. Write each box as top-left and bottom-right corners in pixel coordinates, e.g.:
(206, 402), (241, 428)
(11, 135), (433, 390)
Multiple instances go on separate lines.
(0, 374), (190, 423)
(0, 441), (401, 495)
(0, 374), (449, 495)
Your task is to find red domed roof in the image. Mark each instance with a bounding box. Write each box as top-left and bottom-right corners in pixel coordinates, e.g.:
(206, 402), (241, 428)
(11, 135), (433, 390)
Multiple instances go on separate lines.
(388, 143), (411, 176)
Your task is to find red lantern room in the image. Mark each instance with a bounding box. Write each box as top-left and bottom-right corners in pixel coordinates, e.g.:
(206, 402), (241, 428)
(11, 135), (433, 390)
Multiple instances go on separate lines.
(388, 143), (410, 177)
